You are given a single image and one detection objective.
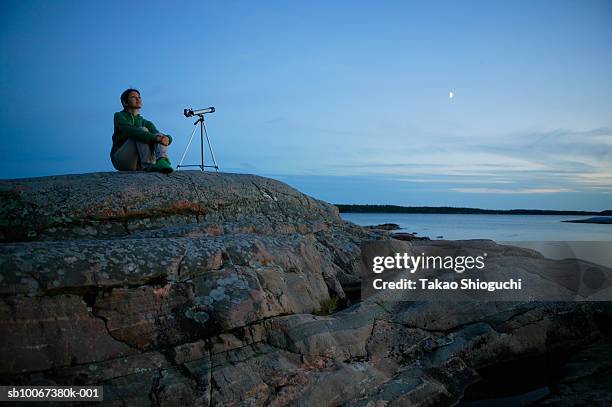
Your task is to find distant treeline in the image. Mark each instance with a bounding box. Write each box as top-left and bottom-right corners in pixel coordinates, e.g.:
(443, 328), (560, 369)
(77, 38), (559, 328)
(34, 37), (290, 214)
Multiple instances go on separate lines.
(335, 204), (612, 216)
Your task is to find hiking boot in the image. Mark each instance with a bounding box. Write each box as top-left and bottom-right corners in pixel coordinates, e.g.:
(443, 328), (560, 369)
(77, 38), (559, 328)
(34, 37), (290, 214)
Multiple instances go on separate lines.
(157, 157), (172, 166)
(155, 157), (174, 174)
(145, 158), (173, 174)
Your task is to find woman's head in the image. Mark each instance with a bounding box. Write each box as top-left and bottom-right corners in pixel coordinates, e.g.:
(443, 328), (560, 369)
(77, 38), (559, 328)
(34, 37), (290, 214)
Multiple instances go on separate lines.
(120, 88), (141, 109)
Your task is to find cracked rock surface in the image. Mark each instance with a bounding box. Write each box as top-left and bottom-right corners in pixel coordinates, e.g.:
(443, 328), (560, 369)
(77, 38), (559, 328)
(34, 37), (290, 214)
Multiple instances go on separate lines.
(1, 171), (611, 406)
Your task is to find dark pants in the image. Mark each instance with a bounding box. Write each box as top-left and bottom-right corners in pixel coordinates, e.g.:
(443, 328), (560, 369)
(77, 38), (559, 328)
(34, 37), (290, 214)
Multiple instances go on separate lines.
(111, 138), (168, 171)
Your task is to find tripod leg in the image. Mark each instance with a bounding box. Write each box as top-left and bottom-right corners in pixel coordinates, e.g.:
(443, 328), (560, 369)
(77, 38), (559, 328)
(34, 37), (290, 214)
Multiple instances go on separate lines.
(200, 119), (204, 171)
(203, 122), (220, 171)
(178, 122), (199, 168)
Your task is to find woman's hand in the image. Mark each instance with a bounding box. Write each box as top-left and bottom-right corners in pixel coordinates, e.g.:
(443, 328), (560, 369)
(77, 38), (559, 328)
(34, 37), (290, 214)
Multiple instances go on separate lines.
(156, 134), (170, 146)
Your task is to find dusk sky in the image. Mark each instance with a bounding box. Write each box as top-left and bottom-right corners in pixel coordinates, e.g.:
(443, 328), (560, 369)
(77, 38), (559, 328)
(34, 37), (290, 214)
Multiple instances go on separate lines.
(2, 1), (611, 211)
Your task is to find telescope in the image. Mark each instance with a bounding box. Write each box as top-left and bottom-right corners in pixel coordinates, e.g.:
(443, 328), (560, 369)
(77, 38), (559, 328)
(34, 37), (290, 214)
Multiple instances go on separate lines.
(184, 107), (215, 117)
(177, 106), (219, 172)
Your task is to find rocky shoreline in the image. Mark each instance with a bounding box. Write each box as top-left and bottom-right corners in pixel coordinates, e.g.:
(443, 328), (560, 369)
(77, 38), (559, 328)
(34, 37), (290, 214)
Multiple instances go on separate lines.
(1, 171), (611, 406)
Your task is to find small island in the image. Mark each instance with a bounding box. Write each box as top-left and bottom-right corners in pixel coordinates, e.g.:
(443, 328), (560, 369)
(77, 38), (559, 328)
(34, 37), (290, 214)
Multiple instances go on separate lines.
(562, 216), (612, 224)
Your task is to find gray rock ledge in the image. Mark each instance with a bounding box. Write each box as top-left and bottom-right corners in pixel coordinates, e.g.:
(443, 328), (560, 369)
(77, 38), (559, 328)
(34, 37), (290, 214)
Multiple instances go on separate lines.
(1, 171), (611, 406)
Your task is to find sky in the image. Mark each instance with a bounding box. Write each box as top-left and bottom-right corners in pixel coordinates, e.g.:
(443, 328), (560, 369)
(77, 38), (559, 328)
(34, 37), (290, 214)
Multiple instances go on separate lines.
(1, 1), (611, 211)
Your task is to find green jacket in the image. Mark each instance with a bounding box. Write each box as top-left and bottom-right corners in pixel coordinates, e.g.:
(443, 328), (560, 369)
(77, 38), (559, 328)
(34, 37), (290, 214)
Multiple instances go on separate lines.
(111, 110), (173, 156)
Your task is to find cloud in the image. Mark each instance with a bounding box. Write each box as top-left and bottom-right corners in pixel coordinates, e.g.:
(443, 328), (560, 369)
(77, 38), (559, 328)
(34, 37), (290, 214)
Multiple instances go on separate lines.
(453, 187), (576, 194)
(312, 126), (612, 193)
(394, 177), (516, 184)
(244, 124), (611, 202)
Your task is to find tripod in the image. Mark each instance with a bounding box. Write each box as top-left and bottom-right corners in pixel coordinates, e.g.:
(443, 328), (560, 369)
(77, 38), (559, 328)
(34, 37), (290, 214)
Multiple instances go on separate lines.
(177, 114), (219, 171)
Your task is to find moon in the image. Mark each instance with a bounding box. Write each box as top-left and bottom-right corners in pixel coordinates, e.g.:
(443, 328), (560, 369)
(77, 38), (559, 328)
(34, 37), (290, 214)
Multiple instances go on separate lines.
(449, 91), (454, 99)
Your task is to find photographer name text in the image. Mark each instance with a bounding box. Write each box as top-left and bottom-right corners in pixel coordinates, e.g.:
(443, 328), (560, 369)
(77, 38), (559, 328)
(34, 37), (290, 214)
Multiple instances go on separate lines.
(372, 278), (522, 291)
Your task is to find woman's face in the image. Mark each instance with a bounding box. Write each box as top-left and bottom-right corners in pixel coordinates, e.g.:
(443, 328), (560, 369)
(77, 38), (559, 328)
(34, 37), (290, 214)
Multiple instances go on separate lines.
(126, 91), (142, 109)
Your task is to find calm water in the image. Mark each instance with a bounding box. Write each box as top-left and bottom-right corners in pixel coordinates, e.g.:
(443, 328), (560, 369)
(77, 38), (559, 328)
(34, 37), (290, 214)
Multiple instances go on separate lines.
(340, 213), (612, 242)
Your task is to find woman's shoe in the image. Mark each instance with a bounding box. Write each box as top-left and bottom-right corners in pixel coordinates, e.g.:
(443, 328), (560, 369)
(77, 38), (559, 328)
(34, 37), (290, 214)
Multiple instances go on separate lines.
(144, 159), (173, 173)
(155, 158), (174, 174)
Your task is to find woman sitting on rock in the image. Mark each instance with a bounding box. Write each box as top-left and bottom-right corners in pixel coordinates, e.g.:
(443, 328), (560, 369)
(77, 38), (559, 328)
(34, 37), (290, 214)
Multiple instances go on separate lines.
(110, 88), (174, 173)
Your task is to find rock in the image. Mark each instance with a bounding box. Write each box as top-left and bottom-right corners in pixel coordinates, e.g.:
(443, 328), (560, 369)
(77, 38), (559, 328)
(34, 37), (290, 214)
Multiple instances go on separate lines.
(364, 223), (401, 231)
(532, 336), (612, 405)
(0, 172), (339, 243)
(391, 232), (430, 241)
(1, 171), (611, 406)
(0, 295), (135, 374)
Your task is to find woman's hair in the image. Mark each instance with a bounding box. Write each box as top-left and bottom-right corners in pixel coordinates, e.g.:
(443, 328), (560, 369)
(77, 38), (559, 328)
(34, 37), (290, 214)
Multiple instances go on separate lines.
(120, 88), (140, 108)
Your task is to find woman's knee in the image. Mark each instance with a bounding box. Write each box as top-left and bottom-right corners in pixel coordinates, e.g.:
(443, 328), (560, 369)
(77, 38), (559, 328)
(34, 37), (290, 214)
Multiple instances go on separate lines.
(140, 126), (149, 132)
(111, 150), (139, 171)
